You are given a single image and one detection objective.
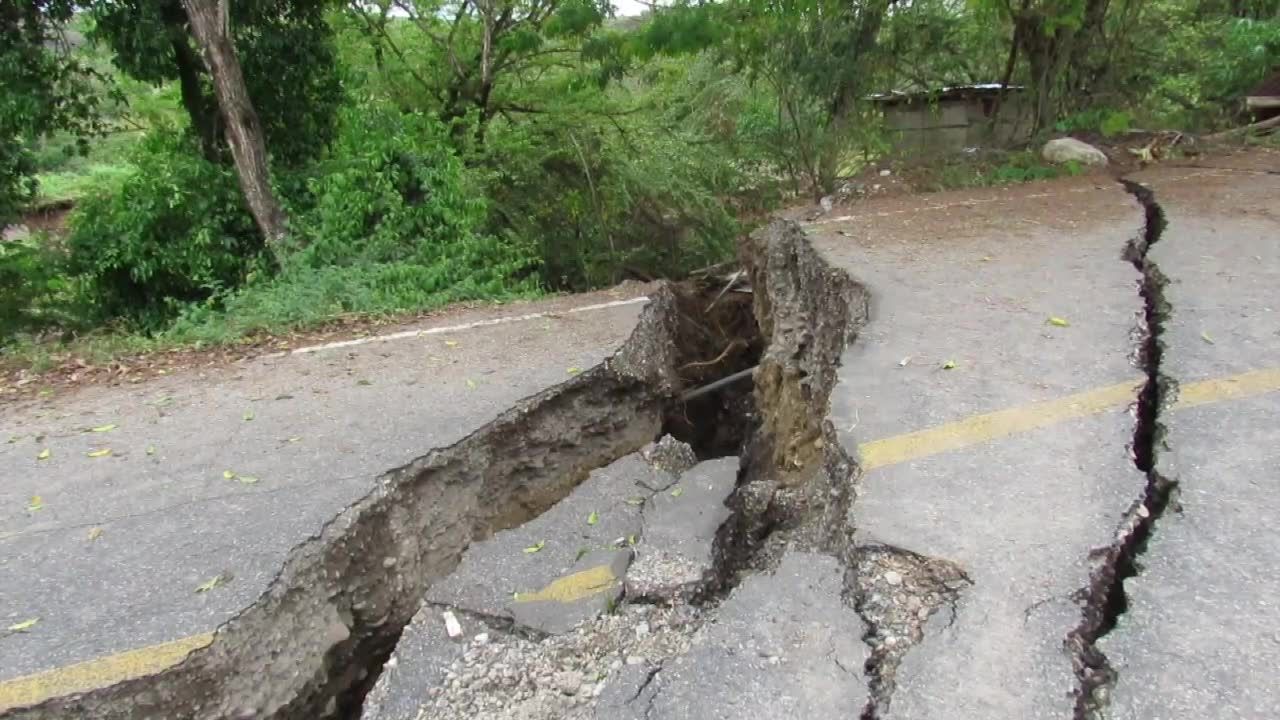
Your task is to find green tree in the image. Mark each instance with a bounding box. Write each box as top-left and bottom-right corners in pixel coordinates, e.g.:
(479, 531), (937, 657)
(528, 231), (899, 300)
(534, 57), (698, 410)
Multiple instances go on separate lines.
(88, 0), (343, 168)
(0, 0), (110, 224)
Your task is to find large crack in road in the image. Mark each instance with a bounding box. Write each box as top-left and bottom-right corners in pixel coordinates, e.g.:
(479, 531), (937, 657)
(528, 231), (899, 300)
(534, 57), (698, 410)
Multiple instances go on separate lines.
(1067, 178), (1180, 720)
(5, 177), (1202, 720)
(1, 219), (872, 720)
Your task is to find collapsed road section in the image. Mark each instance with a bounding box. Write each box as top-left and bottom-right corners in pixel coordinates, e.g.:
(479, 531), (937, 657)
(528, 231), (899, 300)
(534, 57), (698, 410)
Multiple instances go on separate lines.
(2, 216), (874, 720)
(14, 164), (1261, 720)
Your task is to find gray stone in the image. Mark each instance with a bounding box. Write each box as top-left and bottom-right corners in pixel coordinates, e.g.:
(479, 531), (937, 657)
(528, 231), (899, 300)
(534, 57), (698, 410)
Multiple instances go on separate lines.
(1042, 137), (1109, 166)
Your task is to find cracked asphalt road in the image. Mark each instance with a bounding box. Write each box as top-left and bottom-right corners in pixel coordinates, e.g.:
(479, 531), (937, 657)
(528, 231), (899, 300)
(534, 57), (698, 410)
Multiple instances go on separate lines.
(3, 149), (1278, 720)
(816, 176), (1150, 719)
(0, 289), (649, 697)
(813, 150), (1280, 719)
(1099, 160), (1280, 718)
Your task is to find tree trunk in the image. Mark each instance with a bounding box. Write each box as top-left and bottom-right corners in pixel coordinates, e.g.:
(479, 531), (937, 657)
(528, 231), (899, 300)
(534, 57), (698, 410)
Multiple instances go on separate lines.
(180, 0), (288, 247)
(159, 1), (219, 162)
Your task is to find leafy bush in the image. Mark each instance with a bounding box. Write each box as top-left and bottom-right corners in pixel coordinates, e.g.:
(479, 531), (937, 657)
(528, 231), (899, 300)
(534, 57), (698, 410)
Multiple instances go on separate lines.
(167, 104), (541, 341)
(64, 129), (264, 330)
(0, 236), (76, 339)
(1137, 14), (1280, 128)
(481, 116), (740, 291)
(1055, 108), (1134, 138)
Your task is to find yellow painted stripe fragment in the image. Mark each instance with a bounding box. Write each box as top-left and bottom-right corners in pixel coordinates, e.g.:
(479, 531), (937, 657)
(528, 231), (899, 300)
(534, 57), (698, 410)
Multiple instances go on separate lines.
(513, 564), (617, 604)
(5, 369), (1278, 712)
(1175, 368), (1280, 409)
(0, 631), (213, 711)
(860, 367), (1280, 470)
(859, 380), (1141, 470)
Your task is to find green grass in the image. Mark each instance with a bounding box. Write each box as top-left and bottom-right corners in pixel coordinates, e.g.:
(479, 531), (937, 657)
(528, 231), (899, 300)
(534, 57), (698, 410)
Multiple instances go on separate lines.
(902, 149), (1085, 193)
(32, 130), (140, 205)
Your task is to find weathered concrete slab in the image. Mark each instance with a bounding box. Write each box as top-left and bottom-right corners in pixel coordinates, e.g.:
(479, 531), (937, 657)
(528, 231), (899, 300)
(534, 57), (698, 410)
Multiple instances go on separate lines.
(1099, 163), (1280, 718)
(630, 552), (869, 720)
(811, 177), (1151, 718)
(626, 456), (737, 600)
(0, 291), (650, 686)
(424, 451), (676, 635)
(364, 449), (742, 719)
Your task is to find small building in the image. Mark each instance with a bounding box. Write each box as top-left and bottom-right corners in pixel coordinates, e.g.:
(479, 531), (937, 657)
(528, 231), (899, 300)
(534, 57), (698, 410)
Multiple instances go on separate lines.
(1246, 70), (1280, 121)
(872, 84), (1032, 155)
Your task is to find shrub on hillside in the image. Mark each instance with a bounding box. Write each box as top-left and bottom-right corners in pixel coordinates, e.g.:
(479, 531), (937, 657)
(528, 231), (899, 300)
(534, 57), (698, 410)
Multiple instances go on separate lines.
(168, 104), (542, 341)
(65, 129), (263, 330)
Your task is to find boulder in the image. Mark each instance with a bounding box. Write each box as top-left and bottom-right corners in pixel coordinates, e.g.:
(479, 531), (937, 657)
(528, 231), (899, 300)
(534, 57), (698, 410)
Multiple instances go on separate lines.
(1042, 137), (1108, 166)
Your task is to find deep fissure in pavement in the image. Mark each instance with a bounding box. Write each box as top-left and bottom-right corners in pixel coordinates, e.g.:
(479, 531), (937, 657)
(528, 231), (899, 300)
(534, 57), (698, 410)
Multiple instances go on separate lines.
(3, 289), (681, 720)
(1, 218), (884, 720)
(661, 276), (763, 460)
(1067, 179), (1180, 720)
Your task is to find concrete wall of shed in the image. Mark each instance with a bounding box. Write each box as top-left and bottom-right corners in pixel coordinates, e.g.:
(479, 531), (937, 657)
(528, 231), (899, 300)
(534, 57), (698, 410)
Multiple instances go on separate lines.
(881, 96), (1032, 155)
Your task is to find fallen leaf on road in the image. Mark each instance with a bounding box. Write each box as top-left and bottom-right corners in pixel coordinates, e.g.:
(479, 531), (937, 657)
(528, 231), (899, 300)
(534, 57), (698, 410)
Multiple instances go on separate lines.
(445, 340), (459, 348)
(627, 534), (637, 546)
(87, 527), (103, 542)
(237, 475), (260, 485)
(37, 448), (51, 460)
(146, 445), (156, 455)
(223, 470), (236, 480)
(567, 367), (581, 375)
(90, 424), (117, 433)
(1201, 331), (1215, 345)
(575, 547), (590, 561)
(1048, 317), (1070, 327)
(670, 486), (684, 497)
(7, 435), (22, 444)
(465, 378), (477, 390)
(195, 574), (229, 593)
(942, 360), (957, 370)
(87, 448), (112, 458)
(27, 496), (44, 512)
(523, 540), (546, 554)
(242, 410), (255, 421)
(287, 436), (302, 443)
(7, 618), (38, 633)
(625, 496), (645, 506)
(357, 379), (372, 386)
(587, 511), (599, 526)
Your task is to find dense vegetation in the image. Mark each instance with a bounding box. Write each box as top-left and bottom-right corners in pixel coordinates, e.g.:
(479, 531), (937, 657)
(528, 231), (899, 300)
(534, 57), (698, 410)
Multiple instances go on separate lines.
(2, 0), (1278, 360)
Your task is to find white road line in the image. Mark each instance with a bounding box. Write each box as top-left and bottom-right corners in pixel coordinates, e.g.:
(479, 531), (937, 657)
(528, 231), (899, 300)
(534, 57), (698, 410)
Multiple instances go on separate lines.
(281, 296), (650, 356)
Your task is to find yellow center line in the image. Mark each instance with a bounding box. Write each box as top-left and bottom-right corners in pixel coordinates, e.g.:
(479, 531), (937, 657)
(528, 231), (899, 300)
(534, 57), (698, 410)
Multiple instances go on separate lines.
(3, 367), (1278, 711)
(859, 380), (1141, 470)
(0, 632), (213, 711)
(860, 367), (1280, 470)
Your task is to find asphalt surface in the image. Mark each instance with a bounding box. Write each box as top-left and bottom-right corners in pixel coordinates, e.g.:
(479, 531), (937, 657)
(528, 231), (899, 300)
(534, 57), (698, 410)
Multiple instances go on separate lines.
(813, 176), (1150, 719)
(0, 290), (648, 682)
(1099, 159), (1280, 717)
(4, 149), (1278, 720)
(809, 152), (1280, 718)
